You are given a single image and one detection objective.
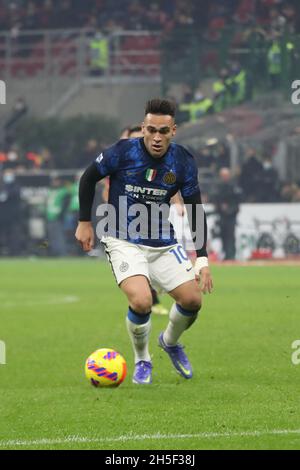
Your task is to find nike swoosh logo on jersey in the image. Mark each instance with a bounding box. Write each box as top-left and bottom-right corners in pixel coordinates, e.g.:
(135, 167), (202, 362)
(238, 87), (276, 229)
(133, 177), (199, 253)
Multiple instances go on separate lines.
(186, 267), (193, 272)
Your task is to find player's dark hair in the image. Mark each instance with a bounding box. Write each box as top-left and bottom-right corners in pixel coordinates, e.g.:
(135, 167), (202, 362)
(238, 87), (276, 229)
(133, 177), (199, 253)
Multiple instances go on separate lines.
(145, 99), (176, 118)
(128, 125), (142, 135)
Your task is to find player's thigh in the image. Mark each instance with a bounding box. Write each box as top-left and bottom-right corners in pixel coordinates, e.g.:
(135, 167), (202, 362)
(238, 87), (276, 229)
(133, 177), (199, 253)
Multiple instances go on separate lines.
(120, 275), (153, 313)
(102, 237), (152, 311)
(149, 244), (195, 294)
(102, 236), (149, 284)
(169, 279), (202, 312)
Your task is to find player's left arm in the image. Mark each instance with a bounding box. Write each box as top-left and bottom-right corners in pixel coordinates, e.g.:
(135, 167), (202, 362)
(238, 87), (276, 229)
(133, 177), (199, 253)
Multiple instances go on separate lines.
(183, 191), (213, 294)
(179, 149), (213, 294)
(170, 192), (185, 216)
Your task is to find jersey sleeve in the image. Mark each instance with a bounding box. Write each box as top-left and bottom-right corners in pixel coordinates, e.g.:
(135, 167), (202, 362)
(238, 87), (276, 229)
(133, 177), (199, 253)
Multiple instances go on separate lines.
(94, 140), (124, 178)
(180, 150), (200, 199)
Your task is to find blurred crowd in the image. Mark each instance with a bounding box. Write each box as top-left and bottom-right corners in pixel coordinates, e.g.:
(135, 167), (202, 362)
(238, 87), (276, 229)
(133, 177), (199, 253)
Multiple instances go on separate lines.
(0, 137), (104, 171)
(0, 168), (81, 256)
(195, 141), (300, 204)
(2, 143), (299, 258)
(0, 0), (299, 35)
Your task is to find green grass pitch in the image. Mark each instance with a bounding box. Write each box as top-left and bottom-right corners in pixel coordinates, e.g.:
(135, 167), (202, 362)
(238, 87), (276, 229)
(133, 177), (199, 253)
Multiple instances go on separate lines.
(0, 259), (299, 450)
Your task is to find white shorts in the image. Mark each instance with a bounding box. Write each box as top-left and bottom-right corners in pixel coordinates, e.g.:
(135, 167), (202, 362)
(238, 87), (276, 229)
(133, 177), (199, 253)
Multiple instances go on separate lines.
(101, 236), (195, 293)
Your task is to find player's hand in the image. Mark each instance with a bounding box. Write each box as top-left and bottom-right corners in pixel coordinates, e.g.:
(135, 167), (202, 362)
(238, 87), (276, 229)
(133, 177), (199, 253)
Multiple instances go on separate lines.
(196, 267), (213, 294)
(175, 203), (185, 217)
(200, 267), (213, 294)
(75, 221), (95, 252)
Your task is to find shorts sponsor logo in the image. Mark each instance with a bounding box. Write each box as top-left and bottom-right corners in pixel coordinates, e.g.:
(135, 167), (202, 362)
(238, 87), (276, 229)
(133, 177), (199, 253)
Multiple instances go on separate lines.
(119, 262), (129, 273)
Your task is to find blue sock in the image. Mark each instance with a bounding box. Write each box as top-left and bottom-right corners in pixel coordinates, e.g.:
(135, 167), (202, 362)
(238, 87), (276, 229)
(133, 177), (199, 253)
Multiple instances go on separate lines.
(127, 307), (151, 325)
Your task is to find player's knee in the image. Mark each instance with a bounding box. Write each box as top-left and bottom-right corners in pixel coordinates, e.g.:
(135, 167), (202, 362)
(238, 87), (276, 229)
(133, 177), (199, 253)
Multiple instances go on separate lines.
(180, 295), (202, 313)
(130, 295), (153, 315)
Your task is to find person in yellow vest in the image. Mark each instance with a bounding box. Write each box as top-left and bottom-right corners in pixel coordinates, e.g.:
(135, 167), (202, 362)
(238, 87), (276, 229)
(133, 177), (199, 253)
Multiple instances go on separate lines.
(213, 68), (231, 112)
(228, 63), (247, 105)
(89, 31), (109, 76)
(179, 90), (214, 123)
(267, 40), (281, 89)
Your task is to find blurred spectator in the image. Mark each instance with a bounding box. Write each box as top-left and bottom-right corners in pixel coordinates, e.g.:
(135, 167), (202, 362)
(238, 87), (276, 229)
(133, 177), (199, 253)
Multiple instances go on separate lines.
(258, 156), (281, 202)
(78, 139), (101, 168)
(0, 0), (298, 35)
(215, 142), (231, 170)
(145, 2), (168, 31)
(39, 148), (55, 170)
(213, 68), (231, 113)
(280, 182), (299, 202)
(23, 1), (39, 30)
(2, 145), (25, 171)
(292, 187), (300, 202)
(25, 148), (55, 170)
(267, 39), (281, 89)
(233, 0), (255, 25)
(214, 168), (241, 260)
(281, 3), (297, 34)
(46, 177), (69, 256)
(268, 7), (287, 36)
(89, 30), (109, 76)
(0, 169), (22, 256)
(178, 89), (213, 123)
(64, 175), (80, 255)
(198, 146), (217, 170)
(228, 62), (247, 105)
(4, 97), (28, 146)
(239, 147), (263, 202)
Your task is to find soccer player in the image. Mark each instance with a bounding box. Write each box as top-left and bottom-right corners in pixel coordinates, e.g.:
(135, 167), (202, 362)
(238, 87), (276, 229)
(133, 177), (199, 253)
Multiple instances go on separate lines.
(102, 124), (169, 316)
(76, 99), (213, 384)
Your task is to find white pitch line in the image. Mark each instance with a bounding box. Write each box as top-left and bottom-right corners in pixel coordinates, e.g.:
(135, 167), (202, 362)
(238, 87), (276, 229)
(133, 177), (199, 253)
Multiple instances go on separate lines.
(0, 429), (300, 448)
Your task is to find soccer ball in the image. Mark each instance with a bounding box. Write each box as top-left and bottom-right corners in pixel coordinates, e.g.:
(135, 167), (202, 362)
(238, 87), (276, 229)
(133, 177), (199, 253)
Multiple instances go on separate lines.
(85, 348), (127, 388)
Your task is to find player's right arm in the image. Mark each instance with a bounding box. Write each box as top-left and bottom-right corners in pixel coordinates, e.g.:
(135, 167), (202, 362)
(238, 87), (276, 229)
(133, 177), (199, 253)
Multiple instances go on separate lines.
(75, 142), (124, 252)
(75, 162), (102, 252)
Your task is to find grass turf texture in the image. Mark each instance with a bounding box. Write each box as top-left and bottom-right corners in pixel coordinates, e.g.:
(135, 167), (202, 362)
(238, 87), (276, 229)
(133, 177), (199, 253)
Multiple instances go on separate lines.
(0, 259), (299, 450)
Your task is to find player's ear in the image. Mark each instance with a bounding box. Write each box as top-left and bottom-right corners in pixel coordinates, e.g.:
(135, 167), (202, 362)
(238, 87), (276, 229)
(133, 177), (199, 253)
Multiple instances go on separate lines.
(141, 122), (146, 134)
(172, 124), (177, 136)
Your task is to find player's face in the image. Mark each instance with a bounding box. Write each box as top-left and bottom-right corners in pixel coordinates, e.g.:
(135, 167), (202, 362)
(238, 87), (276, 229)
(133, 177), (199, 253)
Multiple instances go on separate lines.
(142, 114), (176, 158)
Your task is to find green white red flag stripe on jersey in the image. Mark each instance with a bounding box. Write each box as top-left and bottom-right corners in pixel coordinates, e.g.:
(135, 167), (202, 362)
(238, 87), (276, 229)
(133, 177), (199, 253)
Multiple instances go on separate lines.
(145, 169), (157, 182)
